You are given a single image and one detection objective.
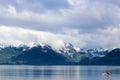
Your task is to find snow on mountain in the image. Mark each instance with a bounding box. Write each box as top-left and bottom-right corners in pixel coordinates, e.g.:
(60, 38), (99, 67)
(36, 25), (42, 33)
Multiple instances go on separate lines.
(0, 42), (109, 58)
(0, 45), (4, 49)
(79, 48), (109, 57)
(58, 43), (77, 56)
(0, 43), (7, 49)
(74, 47), (80, 52)
(57, 42), (109, 58)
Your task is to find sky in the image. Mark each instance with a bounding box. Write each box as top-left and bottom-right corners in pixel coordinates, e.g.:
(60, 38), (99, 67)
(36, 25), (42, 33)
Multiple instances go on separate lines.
(0, 0), (120, 49)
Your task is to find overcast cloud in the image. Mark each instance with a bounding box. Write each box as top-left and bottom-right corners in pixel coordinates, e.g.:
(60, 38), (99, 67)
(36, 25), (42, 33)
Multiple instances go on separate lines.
(0, 0), (120, 49)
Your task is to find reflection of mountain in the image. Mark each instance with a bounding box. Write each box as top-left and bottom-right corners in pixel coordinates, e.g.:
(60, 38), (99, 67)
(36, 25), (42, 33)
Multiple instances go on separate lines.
(0, 43), (120, 65)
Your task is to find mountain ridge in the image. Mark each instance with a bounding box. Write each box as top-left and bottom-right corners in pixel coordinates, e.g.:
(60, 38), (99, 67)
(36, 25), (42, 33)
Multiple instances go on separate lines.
(0, 42), (119, 65)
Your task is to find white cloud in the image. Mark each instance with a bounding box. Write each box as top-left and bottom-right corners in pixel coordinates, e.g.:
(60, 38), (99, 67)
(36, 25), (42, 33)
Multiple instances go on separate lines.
(0, 0), (120, 49)
(0, 26), (65, 50)
(0, 0), (119, 32)
(68, 0), (86, 6)
(1, 25), (120, 49)
(0, 25), (92, 49)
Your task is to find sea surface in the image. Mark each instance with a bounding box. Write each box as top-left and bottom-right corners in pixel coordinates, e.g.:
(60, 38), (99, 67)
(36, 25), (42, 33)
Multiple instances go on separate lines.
(0, 65), (119, 80)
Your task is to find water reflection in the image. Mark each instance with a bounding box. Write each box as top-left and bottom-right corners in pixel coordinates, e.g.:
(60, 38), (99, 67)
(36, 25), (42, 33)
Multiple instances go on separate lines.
(0, 65), (119, 80)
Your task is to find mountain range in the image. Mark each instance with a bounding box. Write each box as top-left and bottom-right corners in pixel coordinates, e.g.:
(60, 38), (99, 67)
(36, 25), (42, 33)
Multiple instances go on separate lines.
(0, 42), (119, 65)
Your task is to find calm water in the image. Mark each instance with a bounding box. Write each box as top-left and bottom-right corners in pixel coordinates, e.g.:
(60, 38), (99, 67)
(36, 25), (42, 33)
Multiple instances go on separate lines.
(0, 65), (120, 80)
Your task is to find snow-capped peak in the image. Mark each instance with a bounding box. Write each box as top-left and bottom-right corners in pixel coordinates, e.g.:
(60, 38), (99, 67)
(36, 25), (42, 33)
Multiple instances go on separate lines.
(65, 43), (73, 48)
(58, 42), (77, 56)
(79, 48), (109, 57)
(74, 47), (80, 52)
